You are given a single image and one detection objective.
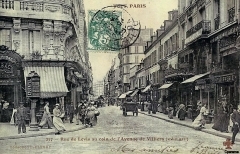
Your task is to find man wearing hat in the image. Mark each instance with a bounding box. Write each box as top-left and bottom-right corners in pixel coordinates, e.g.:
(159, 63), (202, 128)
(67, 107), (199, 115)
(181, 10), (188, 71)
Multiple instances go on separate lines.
(231, 104), (240, 144)
(16, 102), (27, 134)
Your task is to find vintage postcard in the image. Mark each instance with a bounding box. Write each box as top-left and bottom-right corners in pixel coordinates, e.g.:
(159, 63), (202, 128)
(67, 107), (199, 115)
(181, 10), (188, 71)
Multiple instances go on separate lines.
(0, 0), (240, 154)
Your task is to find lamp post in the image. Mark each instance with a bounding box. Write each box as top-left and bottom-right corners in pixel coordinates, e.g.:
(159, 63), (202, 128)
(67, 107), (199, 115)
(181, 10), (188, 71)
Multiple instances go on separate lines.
(26, 71), (40, 131)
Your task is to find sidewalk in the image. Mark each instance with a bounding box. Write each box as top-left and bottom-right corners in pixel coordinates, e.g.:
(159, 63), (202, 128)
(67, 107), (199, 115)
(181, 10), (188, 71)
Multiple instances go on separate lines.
(139, 110), (240, 142)
(0, 118), (86, 140)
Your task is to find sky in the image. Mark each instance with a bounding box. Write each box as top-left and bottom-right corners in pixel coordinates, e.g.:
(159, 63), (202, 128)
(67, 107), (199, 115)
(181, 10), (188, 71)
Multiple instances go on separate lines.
(84, 0), (178, 83)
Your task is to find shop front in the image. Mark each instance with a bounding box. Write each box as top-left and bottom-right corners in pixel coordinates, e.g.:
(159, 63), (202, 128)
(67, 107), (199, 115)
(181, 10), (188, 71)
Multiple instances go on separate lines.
(0, 45), (24, 122)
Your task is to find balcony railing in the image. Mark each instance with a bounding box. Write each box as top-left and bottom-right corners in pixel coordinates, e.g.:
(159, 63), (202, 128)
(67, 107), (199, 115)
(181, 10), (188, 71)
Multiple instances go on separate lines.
(179, 13), (186, 24)
(228, 7), (235, 23)
(164, 68), (194, 77)
(197, 0), (205, 10)
(186, 6), (193, 18)
(186, 20), (211, 38)
(214, 15), (220, 30)
(0, 0), (14, 9)
(20, 1), (43, 12)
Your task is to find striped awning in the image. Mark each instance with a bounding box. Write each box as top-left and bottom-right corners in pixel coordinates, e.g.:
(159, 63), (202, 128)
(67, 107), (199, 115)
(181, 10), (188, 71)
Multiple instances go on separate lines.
(24, 67), (68, 98)
(159, 83), (174, 89)
(130, 89), (139, 97)
(142, 85), (151, 93)
(118, 91), (133, 99)
(181, 72), (210, 84)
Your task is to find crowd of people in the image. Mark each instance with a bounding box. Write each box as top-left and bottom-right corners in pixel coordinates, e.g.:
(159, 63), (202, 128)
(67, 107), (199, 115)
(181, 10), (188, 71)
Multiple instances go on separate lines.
(14, 100), (100, 135)
(143, 96), (240, 144)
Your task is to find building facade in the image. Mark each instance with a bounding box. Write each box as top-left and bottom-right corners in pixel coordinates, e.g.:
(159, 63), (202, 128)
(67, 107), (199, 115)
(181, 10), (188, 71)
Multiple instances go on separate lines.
(118, 28), (153, 94)
(0, 0), (92, 120)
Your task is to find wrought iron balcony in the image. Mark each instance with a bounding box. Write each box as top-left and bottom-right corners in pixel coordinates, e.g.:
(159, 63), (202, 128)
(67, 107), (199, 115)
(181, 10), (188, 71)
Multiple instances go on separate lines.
(214, 15), (220, 30)
(0, 0), (14, 9)
(186, 6), (193, 18)
(186, 20), (211, 38)
(228, 7), (235, 23)
(197, 0), (205, 10)
(164, 68), (194, 78)
(179, 13), (186, 24)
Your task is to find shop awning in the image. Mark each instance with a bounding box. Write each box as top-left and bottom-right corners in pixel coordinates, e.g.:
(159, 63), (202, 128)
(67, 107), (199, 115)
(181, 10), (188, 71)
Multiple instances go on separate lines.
(159, 83), (174, 89)
(118, 91), (133, 99)
(181, 72), (210, 84)
(142, 85), (151, 93)
(130, 89), (139, 97)
(24, 67), (69, 98)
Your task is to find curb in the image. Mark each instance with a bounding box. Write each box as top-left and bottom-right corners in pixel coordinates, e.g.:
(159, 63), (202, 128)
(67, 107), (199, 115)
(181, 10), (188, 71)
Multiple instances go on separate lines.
(0, 126), (86, 140)
(139, 112), (240, 142)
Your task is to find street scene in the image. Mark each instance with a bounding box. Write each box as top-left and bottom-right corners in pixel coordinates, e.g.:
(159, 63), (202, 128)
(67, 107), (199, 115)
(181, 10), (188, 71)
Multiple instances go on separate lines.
(1, 105), (239, 154)
(1, 0), (240, 153)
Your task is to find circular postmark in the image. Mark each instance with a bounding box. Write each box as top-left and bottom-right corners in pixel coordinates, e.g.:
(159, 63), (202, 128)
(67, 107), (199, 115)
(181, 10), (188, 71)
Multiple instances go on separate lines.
(88, 5), (141, 51)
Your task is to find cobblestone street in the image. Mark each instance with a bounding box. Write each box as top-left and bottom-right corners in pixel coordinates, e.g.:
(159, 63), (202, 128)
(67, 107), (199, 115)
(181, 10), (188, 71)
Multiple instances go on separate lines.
(1, 106), (239, 154)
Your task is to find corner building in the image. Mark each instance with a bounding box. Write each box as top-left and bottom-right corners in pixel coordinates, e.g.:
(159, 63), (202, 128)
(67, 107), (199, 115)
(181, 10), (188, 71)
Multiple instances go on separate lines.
(0, 0), (92, 120)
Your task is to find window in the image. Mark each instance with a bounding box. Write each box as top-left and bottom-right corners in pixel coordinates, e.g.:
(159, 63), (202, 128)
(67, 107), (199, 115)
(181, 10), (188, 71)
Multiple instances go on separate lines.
(135, 46), (138, 53)
(0, 29), (11, 49)
(135, 56), (139, 63)
(22, 30), (41, 58)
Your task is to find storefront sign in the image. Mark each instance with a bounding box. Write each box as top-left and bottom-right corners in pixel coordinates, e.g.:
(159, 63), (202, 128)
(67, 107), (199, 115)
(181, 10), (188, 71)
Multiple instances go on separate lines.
(213, 74), (235, 83)
(26, 72), (40, 98)
(0, 62), (13, 73)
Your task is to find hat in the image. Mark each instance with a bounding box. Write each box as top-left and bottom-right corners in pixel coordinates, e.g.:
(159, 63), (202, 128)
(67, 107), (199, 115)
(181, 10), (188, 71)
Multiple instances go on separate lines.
(55, 103), (60, 106)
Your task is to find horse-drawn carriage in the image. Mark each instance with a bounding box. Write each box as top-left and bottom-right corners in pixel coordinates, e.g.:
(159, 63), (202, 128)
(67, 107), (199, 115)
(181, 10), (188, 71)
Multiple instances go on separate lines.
(122, 102), (138, 116)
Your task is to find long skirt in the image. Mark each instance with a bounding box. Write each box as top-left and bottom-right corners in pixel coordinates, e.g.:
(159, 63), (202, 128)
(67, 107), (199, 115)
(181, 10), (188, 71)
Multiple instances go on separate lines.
(192, 114), (204, 129)
(212, 114), (229, 132)
(53, 116), (66, 132)
(86, 111), (97, 126)
(39, 113), (53, 127)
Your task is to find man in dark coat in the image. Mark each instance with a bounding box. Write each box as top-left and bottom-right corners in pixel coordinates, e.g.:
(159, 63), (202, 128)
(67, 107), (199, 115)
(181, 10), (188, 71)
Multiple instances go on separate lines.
(16, 102), (27, 134)
(231, 105), (240, 144)
(68, 102), (75, 123)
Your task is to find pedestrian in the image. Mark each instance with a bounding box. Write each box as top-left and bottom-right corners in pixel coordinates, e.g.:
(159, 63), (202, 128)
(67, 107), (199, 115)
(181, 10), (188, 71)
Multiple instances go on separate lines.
(68, 102), (74, 123)
(86, 102), (97, 127)
(53, 104), (66, 135)
(39, 102), (52, 129)
(231, 105), (240, 144)
(212, 98), (229, 132)
(16, 102), (27, 134)
(76, 102), (81, 125)
(177, 104), (186, 120)
(79, 102), (87, 125)
(148, 101), (152, 114)
(192, 103), (207, 130)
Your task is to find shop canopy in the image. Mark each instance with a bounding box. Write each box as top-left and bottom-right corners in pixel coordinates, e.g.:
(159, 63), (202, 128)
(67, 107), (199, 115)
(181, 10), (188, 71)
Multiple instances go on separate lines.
(181, 72), (210, 84)
(159, 83), (174, 89)
(130, 89), (139, 97)
(142, 85), (151, 93)
(118, 91), (133, 99)
(24, 67), (69, 98)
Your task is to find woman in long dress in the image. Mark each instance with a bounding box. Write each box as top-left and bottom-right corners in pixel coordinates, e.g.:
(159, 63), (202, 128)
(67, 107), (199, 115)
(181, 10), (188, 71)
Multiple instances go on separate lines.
(192, 103), (207, 129)
(86, 102), (97, 127)
(53, 104), (66, 135)
(39, 102), (52, 129)
(212, 100), (229, 132)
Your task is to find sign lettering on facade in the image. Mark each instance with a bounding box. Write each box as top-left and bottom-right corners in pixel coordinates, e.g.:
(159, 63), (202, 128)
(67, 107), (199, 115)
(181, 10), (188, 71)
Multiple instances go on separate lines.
(26, 74), (40, 98)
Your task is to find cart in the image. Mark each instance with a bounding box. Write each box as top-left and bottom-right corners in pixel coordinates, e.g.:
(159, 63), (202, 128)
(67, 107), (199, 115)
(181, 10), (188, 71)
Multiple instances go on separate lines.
(122, 102), (138, 116)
